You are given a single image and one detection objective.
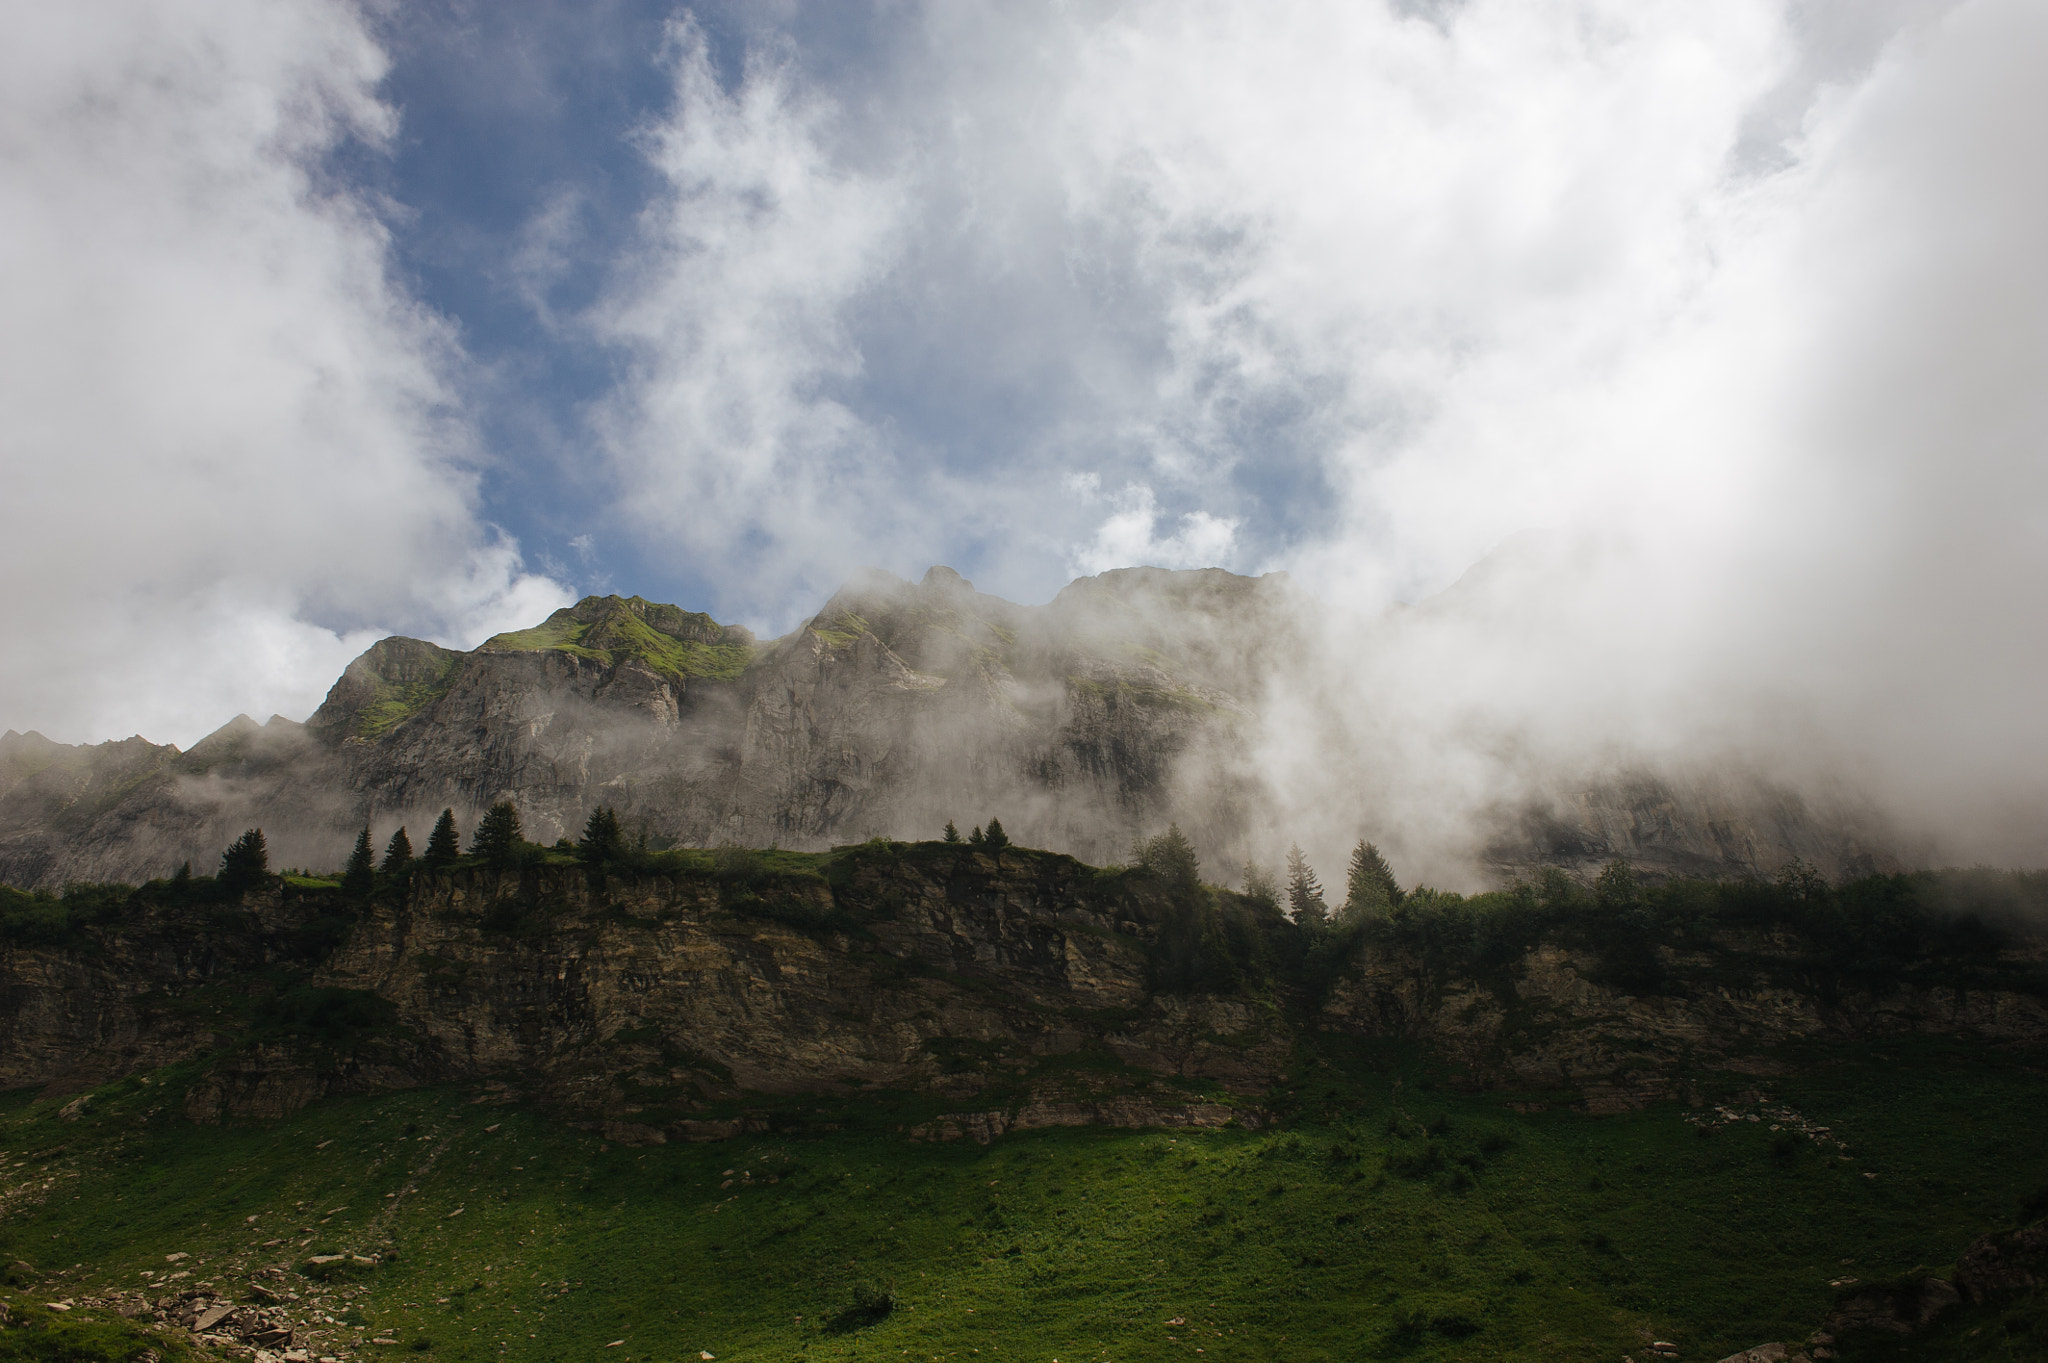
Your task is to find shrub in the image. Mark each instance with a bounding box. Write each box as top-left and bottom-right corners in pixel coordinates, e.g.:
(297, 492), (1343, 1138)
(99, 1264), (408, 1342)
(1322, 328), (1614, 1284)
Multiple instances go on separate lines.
(825, 1280), (896, 1333)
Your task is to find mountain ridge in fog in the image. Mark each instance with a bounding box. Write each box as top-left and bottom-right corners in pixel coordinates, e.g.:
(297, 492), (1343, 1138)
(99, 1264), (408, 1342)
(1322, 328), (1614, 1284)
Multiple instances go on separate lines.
(0, 565), (1897, 892)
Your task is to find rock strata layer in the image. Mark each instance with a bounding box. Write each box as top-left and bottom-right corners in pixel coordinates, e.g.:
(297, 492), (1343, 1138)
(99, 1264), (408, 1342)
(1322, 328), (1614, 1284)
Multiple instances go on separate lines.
(0, 846), (2039, 1132)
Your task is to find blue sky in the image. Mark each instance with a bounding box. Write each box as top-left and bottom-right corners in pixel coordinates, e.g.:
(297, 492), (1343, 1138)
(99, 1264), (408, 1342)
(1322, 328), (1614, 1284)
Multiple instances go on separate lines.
(356, 0), (1339, 624)
(6, 0), (2048, 872)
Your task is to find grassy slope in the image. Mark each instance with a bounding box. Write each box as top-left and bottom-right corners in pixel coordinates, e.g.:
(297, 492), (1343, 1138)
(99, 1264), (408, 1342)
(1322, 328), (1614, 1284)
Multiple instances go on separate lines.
(483, 600), (754, 684)
(350, 653), (468, 742)
(2, 1036), (2044, 1363)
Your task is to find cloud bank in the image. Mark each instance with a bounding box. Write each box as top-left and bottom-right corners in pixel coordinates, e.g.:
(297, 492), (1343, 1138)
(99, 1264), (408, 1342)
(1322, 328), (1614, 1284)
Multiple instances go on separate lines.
(0, 0), (567, 747)
(6, 0), (2044, 875)
(592, 0), (2048, 870)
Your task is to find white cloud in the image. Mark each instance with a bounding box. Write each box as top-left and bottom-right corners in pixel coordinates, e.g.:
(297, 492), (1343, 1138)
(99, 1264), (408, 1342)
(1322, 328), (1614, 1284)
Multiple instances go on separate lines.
(1069, 482), (1240, 577)
(0, 0), (568, 746)
(594, 16), (909, 617)
(611, 0), (2048, 867)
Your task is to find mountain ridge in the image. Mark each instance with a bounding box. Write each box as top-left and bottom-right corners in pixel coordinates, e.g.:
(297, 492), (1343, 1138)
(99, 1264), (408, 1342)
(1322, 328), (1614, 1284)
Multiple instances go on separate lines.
(0, 566), (1897, 892)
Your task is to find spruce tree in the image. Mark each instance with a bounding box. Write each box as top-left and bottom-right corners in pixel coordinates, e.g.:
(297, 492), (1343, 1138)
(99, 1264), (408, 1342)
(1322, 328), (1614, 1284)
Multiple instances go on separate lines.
(341, 827), (375, 897)
(380, 827), (413, 876)
(1342, 840), (1402, 921)
(982, 817), (1010, 851)
(968, 825), (985, 845)
(1137, 824), (1199, 894)
(424, 809), (460, 867)
(1240, 861), (1277, 908)
(470, 801), (524, 864)
(218, 828), (270, 895)
(170, 861), (192, 890)
(1285, 843), (1327, 928)
(578, 806), (623, 864)
(942, 820), (961, 843)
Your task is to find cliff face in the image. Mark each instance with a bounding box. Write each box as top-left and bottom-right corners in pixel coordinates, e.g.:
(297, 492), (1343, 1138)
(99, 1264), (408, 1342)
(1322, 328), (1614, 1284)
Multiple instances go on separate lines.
(3, 849), (2040, 1136)
(0, 564), (1895, 892)
(0, 567), (1297, 889)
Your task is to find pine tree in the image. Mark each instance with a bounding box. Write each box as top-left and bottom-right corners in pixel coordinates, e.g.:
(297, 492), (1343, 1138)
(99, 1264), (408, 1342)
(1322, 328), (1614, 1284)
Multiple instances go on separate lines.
(218, 828), (270, 895)
(1342, 840), (1402, 921)
(942, 820), (961, 843)
(1137, 824), (1200, 893)
(968, 825), (985, 845)
(341, 827), (375, 897)
(380, 827), (413, 876)
(470, 801), (524, 864)
(1285, 843), (1327, 928)
(1596, 859), (1642, 911)
(982, 817), (1010, 851)
(578, 806), (623, 864)
(1240, 861), (1277, 908)
(424, 809), (460, 867)
(170, 861), (192, 890)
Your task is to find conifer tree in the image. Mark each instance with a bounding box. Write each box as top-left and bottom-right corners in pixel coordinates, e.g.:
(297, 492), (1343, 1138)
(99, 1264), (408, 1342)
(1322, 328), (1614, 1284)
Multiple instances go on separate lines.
(1137, 824), (1200, 894)
(470, 801), (524, 864)
(342, 827), (375, 896)
(982, 817), (1010, 851)
(380, 827), (413, 876)
(942, 820), (961, 843)
(968, 825), (985, 845)
(424, 809), (460, 867)
(1285, 843), (1327, 928)
(218, 828), (270, 895)
(1240, 861), (1277, 908)
(1342, 840), (1402, 921)
(578, 806), (623, 864)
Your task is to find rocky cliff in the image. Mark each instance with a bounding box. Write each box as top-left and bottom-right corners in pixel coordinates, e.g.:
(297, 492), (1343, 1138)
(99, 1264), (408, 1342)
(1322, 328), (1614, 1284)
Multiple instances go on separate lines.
(4, 847), (2040, 1136)
(0, 565), (1899, 892)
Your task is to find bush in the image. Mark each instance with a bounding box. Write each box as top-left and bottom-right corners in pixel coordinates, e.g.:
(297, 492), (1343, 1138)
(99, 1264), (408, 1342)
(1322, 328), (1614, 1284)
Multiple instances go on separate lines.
(825, 1280), (896, 1333)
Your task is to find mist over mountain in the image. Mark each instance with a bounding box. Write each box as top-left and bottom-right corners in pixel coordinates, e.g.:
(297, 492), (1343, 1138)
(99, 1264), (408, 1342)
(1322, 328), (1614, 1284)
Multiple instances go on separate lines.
(0, 564), (1896, 894)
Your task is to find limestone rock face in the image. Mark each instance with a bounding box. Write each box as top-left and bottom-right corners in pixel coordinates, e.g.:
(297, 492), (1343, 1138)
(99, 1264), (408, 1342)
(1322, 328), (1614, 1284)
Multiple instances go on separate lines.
(1320, 932), (2048, 1111)
(0, 565), (1894, 891)
(0, 568), (1295, 888)
(1, 848), (2040, 1133)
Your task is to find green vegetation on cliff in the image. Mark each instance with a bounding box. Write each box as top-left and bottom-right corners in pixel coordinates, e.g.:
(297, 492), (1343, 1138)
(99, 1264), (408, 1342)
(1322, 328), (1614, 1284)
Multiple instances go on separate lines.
(349, 652), (466, 741)
(482, 595), (757, 683)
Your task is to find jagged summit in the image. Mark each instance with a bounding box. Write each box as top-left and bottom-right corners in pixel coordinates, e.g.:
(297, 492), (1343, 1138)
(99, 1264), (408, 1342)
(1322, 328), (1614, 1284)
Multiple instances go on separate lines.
(482, 592), (756, 661)
(0, 566), (1897, 891)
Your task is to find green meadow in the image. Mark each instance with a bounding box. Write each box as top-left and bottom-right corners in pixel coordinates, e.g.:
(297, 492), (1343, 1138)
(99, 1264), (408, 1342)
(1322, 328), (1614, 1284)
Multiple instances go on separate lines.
(1, 1033), (2043, 1363)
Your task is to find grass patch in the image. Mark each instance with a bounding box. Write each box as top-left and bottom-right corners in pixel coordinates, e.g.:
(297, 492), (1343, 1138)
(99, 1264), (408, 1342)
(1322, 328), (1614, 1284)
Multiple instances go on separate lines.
(0, 1037), (2041, 1362)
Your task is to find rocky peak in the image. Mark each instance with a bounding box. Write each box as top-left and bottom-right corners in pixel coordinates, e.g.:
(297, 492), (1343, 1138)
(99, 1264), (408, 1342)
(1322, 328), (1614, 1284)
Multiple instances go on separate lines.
(306, 637), (465, 743)
(480, 594), (755, 681)
(795, 567), (1024, 683)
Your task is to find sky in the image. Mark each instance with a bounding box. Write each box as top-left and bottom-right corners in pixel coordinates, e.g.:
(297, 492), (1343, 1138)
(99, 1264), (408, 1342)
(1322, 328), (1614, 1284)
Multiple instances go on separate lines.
(3, 0), (2047, 863)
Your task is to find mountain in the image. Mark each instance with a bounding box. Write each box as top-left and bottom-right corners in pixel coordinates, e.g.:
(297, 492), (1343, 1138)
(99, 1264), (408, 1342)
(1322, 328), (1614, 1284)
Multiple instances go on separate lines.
(0, 566), (1895, 891)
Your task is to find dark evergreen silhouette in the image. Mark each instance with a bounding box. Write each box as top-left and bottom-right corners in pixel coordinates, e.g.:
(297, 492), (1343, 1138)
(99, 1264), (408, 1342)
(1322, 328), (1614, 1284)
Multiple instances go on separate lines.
(968, 825), (985, 845)
(1136, 824), (1200, 893)
(982, 818), (1010, 851)
(341, 827), (375, 896)
(423, 809), (460, 867)
(169, 861), (192, 890)
(218, 828), (270, 895)
(1341, 840), (1403, 921)
(942, 820), (961, 843)
(380, 827), (413, 876)
(1285, 843), (1327, 928)
(579, 806), (623, 863)
(1239, 860), (1277, 908)
(470, 801), (524, 864)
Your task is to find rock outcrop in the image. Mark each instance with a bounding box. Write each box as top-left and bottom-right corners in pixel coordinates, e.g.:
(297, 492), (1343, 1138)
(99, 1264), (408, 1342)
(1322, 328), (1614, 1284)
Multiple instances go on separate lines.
(1, 846), (2040, 1130)
(0, 566), (1900, 894)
